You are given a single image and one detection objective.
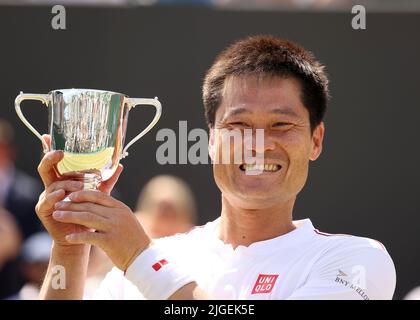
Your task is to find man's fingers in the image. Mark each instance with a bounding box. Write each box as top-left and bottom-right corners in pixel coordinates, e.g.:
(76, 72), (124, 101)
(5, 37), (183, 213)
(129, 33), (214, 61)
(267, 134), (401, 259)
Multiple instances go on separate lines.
(98, 164), (124, 195)
(65, 231), (105, 247)
(46, 180), (84, 195)
(41, 134), (52, 149)
(37, 189), (66, 213)
(36, 181), (84, 215)
(53, 211), (110, 231)
(68, 190), (123, 208)
(53, 201), (112, 218)
(38, 150), (64, 188)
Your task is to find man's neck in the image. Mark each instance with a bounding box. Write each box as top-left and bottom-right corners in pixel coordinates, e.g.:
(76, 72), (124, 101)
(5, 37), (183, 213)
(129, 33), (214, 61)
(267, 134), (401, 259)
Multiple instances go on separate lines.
(218, 194), (296, 249)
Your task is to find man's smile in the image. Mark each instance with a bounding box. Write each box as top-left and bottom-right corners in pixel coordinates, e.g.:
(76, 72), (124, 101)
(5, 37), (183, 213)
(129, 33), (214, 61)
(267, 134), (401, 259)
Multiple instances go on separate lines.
(239, 163), (282, 174)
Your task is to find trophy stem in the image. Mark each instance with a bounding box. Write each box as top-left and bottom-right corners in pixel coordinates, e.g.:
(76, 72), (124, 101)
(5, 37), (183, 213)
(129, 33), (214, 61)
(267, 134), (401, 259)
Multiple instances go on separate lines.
(74, 173), (102, 190)
(63, 172), (102, 202)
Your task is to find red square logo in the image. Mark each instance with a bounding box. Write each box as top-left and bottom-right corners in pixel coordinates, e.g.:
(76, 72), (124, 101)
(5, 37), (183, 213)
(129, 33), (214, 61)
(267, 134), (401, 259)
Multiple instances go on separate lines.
(152, 259), (169, 271)
(152, 262), (162, 271)
(251, 274), (279, 294)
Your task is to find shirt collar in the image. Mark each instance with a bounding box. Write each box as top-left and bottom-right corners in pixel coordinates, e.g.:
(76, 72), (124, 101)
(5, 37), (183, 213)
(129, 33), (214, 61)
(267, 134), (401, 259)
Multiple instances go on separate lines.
(207, 217), (316, 255)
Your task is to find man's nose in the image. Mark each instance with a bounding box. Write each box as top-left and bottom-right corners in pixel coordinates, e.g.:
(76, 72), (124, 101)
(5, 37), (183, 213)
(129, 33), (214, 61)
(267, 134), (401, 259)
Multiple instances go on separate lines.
(243, 129), (275, 154)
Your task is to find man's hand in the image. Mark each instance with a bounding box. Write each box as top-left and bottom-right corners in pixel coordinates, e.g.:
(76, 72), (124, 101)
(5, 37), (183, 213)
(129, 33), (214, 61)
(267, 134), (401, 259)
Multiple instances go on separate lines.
(51, 190), (151, 271)
(35, 134), (123, 248)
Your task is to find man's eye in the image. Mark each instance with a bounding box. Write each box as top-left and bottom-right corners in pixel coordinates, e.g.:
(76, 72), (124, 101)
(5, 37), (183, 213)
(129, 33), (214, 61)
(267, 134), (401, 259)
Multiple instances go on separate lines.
(273, 122), (292, 127)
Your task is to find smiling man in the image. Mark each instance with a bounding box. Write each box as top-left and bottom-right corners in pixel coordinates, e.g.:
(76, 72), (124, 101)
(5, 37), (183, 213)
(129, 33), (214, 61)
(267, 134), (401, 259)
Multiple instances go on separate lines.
(35, 35), (396, 300)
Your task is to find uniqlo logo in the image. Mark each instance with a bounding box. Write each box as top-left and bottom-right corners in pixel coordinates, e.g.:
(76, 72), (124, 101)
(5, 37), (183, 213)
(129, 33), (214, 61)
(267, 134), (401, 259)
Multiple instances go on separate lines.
(152, 259), (168, 271)
(251, 274), (279, 294)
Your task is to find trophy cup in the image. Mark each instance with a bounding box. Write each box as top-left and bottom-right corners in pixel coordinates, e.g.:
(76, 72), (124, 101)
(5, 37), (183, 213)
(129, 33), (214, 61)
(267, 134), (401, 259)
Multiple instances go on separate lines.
(15, 89), (162, 190)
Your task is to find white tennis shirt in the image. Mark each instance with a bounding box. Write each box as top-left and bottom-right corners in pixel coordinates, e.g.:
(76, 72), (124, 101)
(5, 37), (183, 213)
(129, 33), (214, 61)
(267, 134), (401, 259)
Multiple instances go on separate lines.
(91, 218), (396, 300)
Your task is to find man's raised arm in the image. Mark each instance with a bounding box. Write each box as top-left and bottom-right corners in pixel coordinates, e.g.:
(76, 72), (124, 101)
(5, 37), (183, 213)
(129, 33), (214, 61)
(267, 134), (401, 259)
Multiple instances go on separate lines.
(35, 135), (122, 299)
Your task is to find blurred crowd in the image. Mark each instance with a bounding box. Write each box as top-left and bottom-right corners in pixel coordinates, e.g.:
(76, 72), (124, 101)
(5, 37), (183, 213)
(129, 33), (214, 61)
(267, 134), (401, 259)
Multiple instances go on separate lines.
(0, 0), (419, 11)
(0, 119), (43, 299)
(0, 117), (197, 299)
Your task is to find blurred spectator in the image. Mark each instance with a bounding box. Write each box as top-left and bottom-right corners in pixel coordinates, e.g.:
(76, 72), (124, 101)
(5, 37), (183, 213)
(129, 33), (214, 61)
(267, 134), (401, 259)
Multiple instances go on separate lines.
(84, 246), (114, 299)
(0, 119), (43, 238)
(7, 232), (52, 300)
(134, 175), (197, 238)
(0, 118), (43, 299)
(0, 208), (22, 272)
(212, 0), (353, 10)
(84, 175), (197, 298)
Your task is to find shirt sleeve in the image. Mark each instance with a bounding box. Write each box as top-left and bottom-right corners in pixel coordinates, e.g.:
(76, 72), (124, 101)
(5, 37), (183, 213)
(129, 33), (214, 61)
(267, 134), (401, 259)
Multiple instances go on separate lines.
(287, 241), (396, 300)
(88, 235), (188, 300)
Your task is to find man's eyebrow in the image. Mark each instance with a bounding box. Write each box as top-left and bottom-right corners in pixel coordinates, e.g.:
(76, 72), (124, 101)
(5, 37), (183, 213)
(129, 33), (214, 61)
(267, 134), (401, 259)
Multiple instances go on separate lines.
(224, 108), (251, 118)
(224, 107), (299, 118)
(271, 108), (300, 117)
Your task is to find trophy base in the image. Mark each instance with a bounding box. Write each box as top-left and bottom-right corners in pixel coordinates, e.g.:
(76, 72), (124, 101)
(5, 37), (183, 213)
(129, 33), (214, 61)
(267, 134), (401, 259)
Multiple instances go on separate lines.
(63, 172), (102, 202)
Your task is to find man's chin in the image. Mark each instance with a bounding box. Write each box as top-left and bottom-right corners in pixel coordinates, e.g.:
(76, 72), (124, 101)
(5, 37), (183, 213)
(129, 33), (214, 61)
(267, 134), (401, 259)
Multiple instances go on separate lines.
(236, 181), (282, 196)
(233, 190), (283, 207)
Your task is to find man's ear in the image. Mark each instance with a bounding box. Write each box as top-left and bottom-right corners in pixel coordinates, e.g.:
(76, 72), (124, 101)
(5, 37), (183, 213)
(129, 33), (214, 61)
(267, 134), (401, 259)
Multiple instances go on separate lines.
(309, 122), (325, 161)
(208, 128), (216, 162)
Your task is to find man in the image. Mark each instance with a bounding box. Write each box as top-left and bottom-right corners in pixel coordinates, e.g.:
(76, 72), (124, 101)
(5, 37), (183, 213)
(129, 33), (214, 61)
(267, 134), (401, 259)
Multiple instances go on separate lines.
(0, 207), (22, 296)
(0, 119), (43, 239)
(134, 175), (196, 239)
(35, 35), (396, 300)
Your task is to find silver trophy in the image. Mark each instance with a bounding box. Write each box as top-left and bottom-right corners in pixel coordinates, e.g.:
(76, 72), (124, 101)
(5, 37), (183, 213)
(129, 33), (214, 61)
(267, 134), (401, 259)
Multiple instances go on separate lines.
(15, 88), (162, 189)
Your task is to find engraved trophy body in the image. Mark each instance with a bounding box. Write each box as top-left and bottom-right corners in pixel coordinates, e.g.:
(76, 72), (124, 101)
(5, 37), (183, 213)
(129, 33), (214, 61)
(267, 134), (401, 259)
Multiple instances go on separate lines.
(15, 89), (161, 189)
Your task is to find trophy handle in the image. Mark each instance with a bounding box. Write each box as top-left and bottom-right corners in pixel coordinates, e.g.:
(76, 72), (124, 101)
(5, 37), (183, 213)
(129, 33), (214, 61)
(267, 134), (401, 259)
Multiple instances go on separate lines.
(15, 92), (51, 153)
(121, 97), (162, 159)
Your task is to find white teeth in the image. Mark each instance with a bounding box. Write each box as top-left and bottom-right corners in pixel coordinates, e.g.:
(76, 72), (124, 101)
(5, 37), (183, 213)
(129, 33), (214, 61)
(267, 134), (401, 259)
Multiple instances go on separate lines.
(243, 164), (280, 172)
(264, 164), (278, 171)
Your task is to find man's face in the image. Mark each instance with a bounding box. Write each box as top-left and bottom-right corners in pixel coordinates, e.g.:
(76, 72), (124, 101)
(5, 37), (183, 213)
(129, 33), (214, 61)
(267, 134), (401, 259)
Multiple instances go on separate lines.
(209, 75), (324, 209)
